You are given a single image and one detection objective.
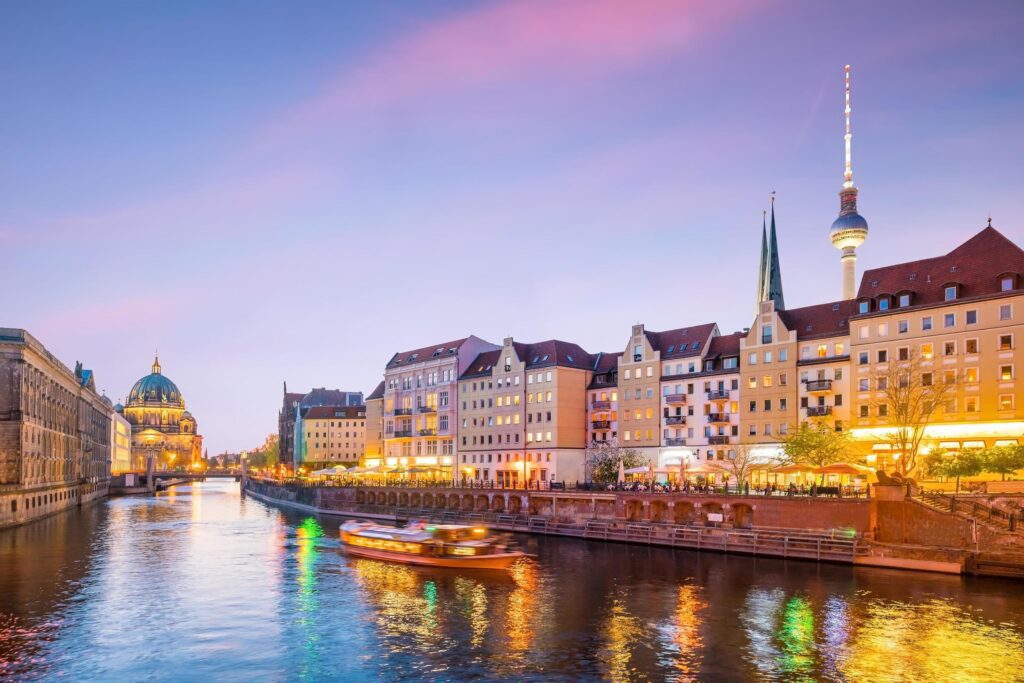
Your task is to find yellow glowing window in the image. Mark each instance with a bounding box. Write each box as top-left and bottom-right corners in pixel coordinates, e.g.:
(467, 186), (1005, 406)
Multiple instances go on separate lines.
(763, 375), (773, 388)
(965, 367), (978, 383)
(748, 377), (757, 389)
(999, 395), (1014, 410)
(1000, 366), (1014, 381)
(817, 344), (828, 358)
(921, 344), (934, 359)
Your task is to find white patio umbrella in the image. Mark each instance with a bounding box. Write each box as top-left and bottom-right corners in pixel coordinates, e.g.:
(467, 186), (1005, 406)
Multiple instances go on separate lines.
(617, 459), (626, 484)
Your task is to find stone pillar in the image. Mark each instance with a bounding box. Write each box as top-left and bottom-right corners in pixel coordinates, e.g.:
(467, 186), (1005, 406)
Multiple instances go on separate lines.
(146, 453), (155, 493)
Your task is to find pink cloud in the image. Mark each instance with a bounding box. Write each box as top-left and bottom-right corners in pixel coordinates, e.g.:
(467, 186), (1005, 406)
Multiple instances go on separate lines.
(261, 0), (764, 145)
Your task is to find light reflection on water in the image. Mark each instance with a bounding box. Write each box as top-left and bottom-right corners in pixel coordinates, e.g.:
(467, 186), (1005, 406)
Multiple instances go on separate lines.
(0, 480), (1022, 681)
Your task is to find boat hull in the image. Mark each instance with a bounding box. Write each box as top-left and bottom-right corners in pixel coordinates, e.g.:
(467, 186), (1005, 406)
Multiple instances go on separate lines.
(341, 543), (525, 569)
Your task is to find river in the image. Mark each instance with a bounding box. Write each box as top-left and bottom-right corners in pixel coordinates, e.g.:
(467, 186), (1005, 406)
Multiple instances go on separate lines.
(1, 480), (1023, 681)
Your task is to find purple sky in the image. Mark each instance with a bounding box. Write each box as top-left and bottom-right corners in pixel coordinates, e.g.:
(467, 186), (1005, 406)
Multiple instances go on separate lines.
(3, 1), (1024, 455)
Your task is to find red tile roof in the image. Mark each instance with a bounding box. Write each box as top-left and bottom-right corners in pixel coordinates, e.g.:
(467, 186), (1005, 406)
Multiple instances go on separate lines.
(778, 300), (857, 340)
(705, 331), (743, 358)
(590, 350), (623, 373)
(387, 338), (468, 368)
(459, 350), (501, 379)
(644, 323), (717, 359)
(303, 405), (366, 420)
(857, 227), (1024, 308)
(514, 340), (594, 369)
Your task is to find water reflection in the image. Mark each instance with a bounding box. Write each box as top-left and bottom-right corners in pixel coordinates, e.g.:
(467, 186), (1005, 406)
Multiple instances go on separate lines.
(1, 481), (1023, 681)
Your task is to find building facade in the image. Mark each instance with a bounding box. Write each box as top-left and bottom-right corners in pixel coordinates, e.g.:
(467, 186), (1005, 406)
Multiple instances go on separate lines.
(364, 381), (385, 462)
(279, 385), (363, 469)
(110, 411), (133, 474)
(0, 329), (113, 528)
(294, 405), (366, 467)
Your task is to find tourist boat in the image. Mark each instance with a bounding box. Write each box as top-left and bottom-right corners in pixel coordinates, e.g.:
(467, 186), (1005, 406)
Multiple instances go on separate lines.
(339, 521), (526, 570)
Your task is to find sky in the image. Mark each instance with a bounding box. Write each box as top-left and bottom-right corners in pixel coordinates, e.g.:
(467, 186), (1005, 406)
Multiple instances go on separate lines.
(3, 0), (1024, 456)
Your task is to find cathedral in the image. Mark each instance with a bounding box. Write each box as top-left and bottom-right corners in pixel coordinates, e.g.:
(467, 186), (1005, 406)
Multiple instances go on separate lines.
(116, 356), (202, 470)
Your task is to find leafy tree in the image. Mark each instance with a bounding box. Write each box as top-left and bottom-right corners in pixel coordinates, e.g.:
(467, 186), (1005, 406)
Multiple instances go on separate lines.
(585, 439), (645, 484)
(780, 422), (852, 467)
(719, 444), (763, 488)
(870, 349), (953, 477)
(981, 445), (1024, 481)
(929, 449), (985, 493)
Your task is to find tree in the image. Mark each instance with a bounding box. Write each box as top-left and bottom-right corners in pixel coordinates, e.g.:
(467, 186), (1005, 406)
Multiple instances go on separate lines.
(585, 439), (645, 484)
(981, 445), (1024, 481)
(719, 444), (764, 487)
(923, 448), (984, 493)
(780, 422), (852, 467)
(871, 349), (953, 477)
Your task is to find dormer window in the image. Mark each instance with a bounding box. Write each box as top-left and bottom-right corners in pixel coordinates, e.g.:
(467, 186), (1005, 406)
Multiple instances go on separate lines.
(944, 285), (958, 301)
(898, 293), (911, 308)
(878, 296), (891, 311)
(1001, 276), (1015, 292)
(858, 300), (870, 314)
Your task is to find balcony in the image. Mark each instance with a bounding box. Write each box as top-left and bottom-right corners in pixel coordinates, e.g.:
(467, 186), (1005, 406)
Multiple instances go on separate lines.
(419, 428), (437, 436)
(805, 379), (833, 393)
(707, 412), (730, 424)
(708, 435), (730, 445)
(665, 393), (687, 405)
(591, 420), (612, 430)
(418, 406), (436, 413)
(665, 415), (686, 426)
(591, 400), (612, 411)
(392, 429), (413, 438)
(806, 406), (833, 417)
(665, 437), (687, 447)
(393, 408), (413, 416)
(707, 389), (730, 401)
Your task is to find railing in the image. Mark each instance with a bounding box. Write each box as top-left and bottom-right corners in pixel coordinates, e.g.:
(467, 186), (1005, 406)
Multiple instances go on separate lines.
(392, 429), (413, 438)
(591, 400), (611, 411)
(707, 389), (730, 401)
(591, 420), (612, 430)
(707, 412), (729, 423)
(419, 428), (437, 436)
(665, 438), (686, 446)
(708, 435), (730, 445)
(393, 408), (413, 416)
(805, 379), (833, 392)
(665, 416), (685, 425)
(918, 491), (1023, 533)
(418, 406), (436, 413)
(806, 406), (833, 417)
(664, 394), (686, 405)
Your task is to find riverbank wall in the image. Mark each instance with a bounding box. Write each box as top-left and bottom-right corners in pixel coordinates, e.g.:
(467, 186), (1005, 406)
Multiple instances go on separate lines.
(244, 479), (1024, 576)
(0, 480), (108, 530)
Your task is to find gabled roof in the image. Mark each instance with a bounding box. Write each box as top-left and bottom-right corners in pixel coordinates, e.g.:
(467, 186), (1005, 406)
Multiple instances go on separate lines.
(284, 392), (304, 407)
(366, 381), (385, 401)
(591, 350), (623, 373)
(387, 338), (468, 368)
(857, 227), (1024, 308)
(778, 300), (856, 341)
(705, 331), (743, 359)
(515, 340), (594, 370)
(459, 350), (501, 379)
(644, 323), (717, 359)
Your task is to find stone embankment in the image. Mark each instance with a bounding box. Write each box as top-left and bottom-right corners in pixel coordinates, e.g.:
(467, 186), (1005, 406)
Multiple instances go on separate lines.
(243, 477), (1024, 578)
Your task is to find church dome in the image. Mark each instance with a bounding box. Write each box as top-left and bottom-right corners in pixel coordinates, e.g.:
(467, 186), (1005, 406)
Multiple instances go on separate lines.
(127, 356), (185, 408)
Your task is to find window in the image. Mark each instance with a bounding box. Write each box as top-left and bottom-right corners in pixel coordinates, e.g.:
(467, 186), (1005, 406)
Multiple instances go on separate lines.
(877, 377), (888, 391)
(859, 378), (869, 391)
(877, 349), (888, 363)
(945, 285), (957, 301)
(879, 297), (890, 311)
(965, 397), (978, 413)
(898, 320), (909, 334)
(817, 344), (828, 358)
(921, 343), (934, 360)
(966, 338), (978, 354)
(763, 375), (773, 388)
(858, 300), (870, 314)
(966, 310), (977, 325)
(859, 326), (869, 340)
(1001, 304), (1012, 321)
(964, 367), (978, 383)
(764, 351), (773, 363)
(922, 316), (933, 331)
(779, 349), (788, 362)
(1002, 277), (1014, 292)
(878, 405), (888, 418)
(922, 372), (932, 386)
(780, 398), (788, 410)
(779, 373), (788, 386)
(1001, 334), (1014, 351)
(748, 377), (757, 389)
(999, 394), (1015, 411)
(858, 351), (869, 365)
(944, 313), (955, 328)
(1000, 365), (1014, 381)
(859, 405), (869, 418)
(748, 353), (757, 366)
(897, 346), (909, 361)
(877, 323), (889, 337)
(898, 293), (911, 308)
(944, 341), (956, 356)
(748, 401), (757, 413)
(764, 399), (772, 411)
(762, 325), (773, 344)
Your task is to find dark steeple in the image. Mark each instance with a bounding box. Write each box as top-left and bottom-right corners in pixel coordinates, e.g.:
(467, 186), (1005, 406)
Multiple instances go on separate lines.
(757, 194), (785, 310)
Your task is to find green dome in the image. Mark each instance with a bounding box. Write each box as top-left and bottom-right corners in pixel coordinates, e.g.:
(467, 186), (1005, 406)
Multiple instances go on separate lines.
(127, 356), (185, 408)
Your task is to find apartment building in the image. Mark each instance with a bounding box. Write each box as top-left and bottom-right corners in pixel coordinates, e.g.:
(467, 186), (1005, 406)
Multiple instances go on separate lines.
(848, 226), (1024, 467)
(587, 352), (621, 445)
(457, 337), (593, 485)
(379, 335), (499, 478)
(790, 302), (854, 433)
(659, 331), (744, 467)
(296, 405), (366, 466)
(739, 301), (800, 458)
(363, 381), (385, 462)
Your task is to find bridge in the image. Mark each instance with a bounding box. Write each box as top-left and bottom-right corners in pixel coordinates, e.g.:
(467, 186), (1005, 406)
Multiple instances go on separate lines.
(151, 470), (241, 481)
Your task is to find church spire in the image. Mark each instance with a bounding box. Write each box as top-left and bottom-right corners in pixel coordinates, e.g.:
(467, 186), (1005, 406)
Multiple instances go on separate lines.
(756, 210), (768, 312)
(758, 193), (785, 310)
(152, 354), (161, 375)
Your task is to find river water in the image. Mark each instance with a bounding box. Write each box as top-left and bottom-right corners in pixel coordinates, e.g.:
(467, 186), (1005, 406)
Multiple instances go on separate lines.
(1, 480), (1023, 682)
